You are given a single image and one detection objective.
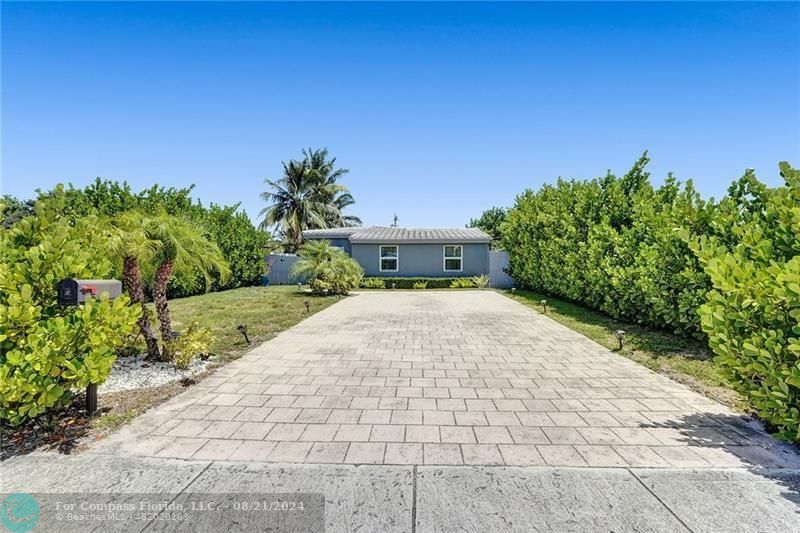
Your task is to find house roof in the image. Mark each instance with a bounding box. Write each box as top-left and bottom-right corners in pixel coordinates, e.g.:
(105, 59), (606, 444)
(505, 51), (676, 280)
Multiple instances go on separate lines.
(301, 227), (363, 239)
(303, 226), (491, 243)
(352, 227), (490, 244)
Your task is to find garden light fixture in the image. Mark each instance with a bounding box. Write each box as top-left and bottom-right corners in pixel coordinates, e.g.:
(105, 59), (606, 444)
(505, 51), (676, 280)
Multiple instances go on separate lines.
(615, 329), (625, 350)
(237, 324), (250, 345)
(297, 282), (302, 291)
(541, 299), (548, 313)
(304, 300), (310, 314)
(392, 282), (397, 290)
(511, 287), (516, 297)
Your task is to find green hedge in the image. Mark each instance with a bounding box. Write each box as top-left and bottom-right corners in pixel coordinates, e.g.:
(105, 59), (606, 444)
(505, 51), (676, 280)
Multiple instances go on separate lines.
(176, 204), (273, 296)
(503, 153), (711, 338)
(360, 277), (472, 289)
(502, 154), (800, 442)
(690, 163), (800, 442)
(7, 179), (274, 298)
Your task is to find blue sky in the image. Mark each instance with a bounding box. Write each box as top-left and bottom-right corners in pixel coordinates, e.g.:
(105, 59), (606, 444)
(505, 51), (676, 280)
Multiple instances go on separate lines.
(3, 2), (799, 228)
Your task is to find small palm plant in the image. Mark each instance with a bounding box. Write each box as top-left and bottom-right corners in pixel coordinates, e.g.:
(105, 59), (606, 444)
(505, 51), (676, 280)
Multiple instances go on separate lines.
(291, 240), (363, 295)
(108, 210), (161, 359)
(472, 274), (491, 289)
(144, 213), (230, 360)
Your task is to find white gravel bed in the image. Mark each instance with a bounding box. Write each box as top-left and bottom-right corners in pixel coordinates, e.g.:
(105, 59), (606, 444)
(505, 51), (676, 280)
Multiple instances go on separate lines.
(98, 353), (215, 393)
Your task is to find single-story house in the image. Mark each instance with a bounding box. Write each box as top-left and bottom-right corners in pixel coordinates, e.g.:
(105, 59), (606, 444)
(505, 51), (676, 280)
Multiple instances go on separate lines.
(301, 227), (492, 278)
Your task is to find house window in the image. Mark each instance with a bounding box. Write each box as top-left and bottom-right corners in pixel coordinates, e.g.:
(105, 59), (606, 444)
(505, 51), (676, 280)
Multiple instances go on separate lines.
(380, 245), (399, 272)
(443, 245), (463, 272)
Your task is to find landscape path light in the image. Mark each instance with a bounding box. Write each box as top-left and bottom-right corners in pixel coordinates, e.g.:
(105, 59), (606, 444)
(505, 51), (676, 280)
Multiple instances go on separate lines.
(511, 287), (517, 297)
(615, 330), (626, 350)
(304, 300), (310, 314)
(541, 299), (548, 313)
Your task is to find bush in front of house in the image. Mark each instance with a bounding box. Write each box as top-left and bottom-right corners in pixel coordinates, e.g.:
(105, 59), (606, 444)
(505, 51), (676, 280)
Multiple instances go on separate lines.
(471, 275), (490, 288)
(689, 162), (800, 442)
(292, 240), (363, 295)
(0, 189), (140, 425)
(359, 277), (474, 289)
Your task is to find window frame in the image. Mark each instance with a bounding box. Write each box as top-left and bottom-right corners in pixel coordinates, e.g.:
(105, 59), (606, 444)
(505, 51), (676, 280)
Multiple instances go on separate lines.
(443, 244), (463, 272)
(379, 245), (399, 272)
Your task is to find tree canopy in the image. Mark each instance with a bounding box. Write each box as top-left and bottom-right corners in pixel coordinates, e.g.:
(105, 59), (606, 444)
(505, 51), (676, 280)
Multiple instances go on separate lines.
(260, 148), (361, 252)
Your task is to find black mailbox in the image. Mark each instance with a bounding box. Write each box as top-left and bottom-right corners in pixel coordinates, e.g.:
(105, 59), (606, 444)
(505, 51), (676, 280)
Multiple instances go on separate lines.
(58, 279), (122, 306)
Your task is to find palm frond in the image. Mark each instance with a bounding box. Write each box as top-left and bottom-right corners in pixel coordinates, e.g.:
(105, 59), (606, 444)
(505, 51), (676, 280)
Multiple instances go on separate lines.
(260, 148), (362, 250)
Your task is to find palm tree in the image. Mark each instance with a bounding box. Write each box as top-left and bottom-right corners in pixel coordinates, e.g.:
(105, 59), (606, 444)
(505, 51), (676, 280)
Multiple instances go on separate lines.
(259, 159), (342, 252)
(108, 211), (161, 359)
(332, 191), (362, 227)
(144, 213), (230, 360)
(303, 148), (363, 227)
(260, 148), (361, 251)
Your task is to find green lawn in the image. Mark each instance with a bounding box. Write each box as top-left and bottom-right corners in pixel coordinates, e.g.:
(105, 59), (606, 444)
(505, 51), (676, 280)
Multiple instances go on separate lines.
(162, 285), (339, 361)
(501, 289), (749, 412)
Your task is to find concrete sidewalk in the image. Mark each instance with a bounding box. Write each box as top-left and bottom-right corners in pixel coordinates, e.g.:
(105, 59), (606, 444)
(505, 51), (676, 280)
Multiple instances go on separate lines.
(2, 452), (799, 532)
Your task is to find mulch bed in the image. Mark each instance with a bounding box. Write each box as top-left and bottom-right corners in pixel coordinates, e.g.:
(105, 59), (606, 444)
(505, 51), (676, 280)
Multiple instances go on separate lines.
(1, 372), (211, 461)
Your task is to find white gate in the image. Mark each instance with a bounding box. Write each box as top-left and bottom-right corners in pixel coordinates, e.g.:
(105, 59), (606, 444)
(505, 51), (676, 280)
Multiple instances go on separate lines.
(488, 250), (515, 288)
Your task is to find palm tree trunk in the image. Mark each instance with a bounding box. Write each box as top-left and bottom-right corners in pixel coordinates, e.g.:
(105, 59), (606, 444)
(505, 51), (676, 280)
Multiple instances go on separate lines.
(153, 261), (175, 361)
(122, 256), (160, 359)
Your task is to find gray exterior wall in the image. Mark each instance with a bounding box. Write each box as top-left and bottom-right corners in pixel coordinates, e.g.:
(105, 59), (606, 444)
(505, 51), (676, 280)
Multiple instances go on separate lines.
(351, 243), (489, 277)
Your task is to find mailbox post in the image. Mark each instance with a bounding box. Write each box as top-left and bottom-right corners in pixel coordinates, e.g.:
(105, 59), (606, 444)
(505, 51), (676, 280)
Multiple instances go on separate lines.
(58, 279), (123, 416)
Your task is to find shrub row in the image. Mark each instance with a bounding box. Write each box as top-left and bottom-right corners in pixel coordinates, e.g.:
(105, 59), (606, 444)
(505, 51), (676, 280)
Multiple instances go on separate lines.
(502, 154), (800, 441)
(503, 153), (712, 337)
(2, 179), (274, 298)
(360, 277), (478, 289)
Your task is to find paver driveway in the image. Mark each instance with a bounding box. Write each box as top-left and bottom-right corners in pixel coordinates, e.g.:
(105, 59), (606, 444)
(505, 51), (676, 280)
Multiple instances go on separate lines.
(103, 291), (798, 469)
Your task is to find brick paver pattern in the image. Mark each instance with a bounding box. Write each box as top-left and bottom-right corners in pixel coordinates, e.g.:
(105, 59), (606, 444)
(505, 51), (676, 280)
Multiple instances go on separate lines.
(119, 291), (798, 468)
